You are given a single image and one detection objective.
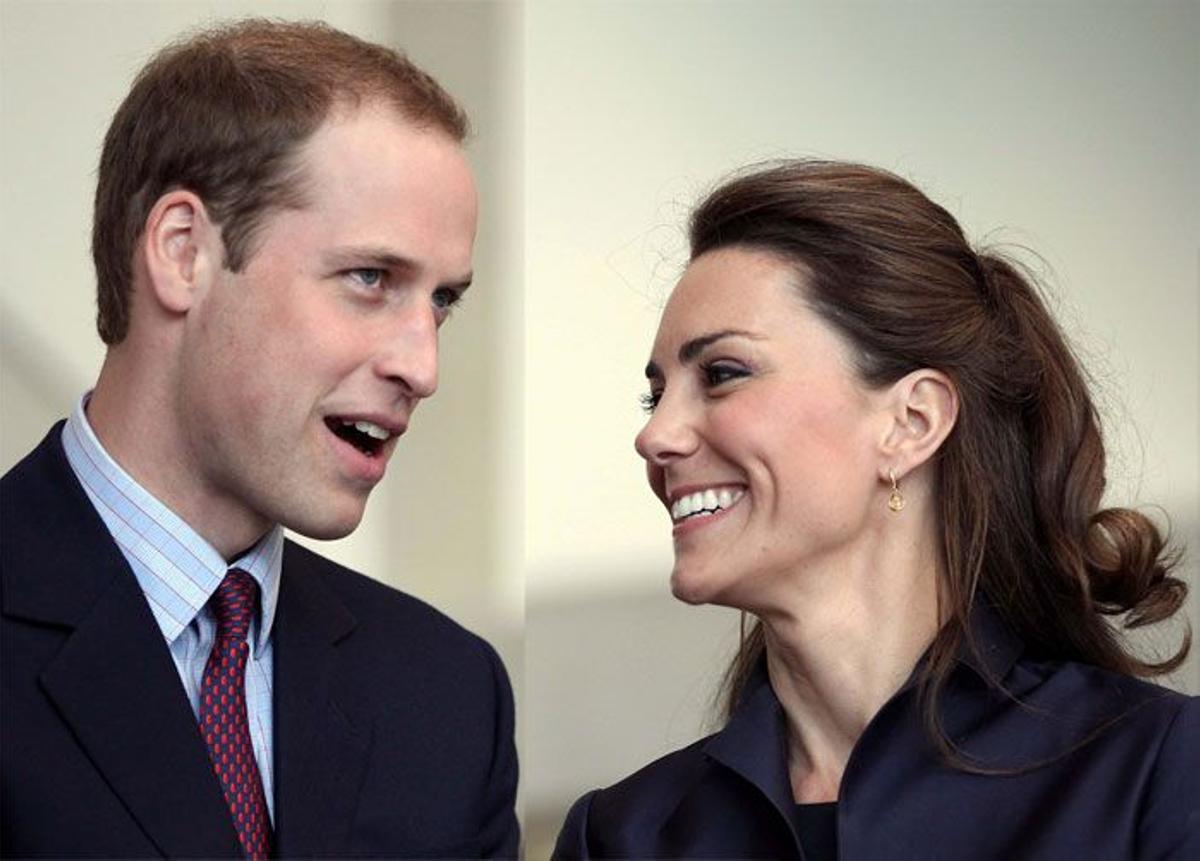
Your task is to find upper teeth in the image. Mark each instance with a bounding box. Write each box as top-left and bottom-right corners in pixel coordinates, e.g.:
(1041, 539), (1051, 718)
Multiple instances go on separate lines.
(671, 487), (744, 521)
(343, 419), (391, 440)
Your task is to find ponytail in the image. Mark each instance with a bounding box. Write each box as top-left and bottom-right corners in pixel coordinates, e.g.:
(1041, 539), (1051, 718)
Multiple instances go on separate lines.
(973, 253), (1188, 677)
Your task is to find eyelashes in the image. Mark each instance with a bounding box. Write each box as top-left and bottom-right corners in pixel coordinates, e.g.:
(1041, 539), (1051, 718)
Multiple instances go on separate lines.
(704, 362), (750, 387)
(640, 361), (750, 413)
(432, 286), (463, 311)
(431, 286), (465, 322)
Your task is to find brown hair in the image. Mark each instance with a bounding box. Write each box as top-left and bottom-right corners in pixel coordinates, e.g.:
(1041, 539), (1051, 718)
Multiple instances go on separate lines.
(696, 160), (1189, 764)
(92, 18), (469, 344)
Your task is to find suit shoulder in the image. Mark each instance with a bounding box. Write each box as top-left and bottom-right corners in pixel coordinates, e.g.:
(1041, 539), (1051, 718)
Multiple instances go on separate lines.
(281, 539), (501, 664)
(1, 423), (70, 514)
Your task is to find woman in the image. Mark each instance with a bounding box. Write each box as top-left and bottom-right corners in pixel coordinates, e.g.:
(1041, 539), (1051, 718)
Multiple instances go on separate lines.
(554, 161), (1197, 859)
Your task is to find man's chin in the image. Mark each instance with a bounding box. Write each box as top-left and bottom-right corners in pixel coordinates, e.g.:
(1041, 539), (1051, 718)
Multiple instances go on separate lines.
(282, 504), (367, 542)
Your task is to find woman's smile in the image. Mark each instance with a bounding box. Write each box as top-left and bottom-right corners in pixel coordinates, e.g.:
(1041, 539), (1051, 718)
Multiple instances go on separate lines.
(668, 485), (748, 535)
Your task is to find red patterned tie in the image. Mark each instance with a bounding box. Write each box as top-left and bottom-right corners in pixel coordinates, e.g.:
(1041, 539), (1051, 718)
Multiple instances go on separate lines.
(200, 568), (271, 860)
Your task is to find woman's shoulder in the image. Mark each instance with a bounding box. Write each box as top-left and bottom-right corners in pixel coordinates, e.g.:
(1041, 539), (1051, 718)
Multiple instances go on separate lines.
(993, 654), (1197, 842)
(575, 734), (716, 823)
(1007, 652), (1197, 723)
(552, 735), (720, 859)
(1046, 668), (1199, 858)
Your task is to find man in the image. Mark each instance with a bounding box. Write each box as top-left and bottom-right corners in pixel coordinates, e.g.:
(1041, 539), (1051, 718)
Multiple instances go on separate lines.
(1, 20), (518, 858)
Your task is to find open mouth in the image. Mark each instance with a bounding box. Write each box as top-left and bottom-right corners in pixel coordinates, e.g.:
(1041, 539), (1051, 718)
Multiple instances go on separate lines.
(325, 417), (391, 458)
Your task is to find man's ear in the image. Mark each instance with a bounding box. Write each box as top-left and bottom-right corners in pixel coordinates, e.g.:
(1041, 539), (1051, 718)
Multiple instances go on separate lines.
(140, 190), (223, 314)
(876, 368), (959, 481)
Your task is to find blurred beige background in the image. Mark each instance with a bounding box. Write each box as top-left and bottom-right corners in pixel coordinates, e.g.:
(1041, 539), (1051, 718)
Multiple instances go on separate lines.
(522, 0), (1198, 854)
(2, 1), (1197, 859)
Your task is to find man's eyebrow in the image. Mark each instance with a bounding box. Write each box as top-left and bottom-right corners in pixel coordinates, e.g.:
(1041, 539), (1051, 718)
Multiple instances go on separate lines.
(445, 272), (474, 293)
(323, 246), (473, 291)
(323, 246), (416, 272)
(644, 329), (759, 379)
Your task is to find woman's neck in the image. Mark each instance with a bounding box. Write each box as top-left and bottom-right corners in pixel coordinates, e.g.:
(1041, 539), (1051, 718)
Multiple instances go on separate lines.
(757, 533), (943, 803)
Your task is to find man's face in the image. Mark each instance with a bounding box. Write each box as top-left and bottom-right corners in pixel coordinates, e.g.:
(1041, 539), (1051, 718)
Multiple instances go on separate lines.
(176, 103), (478, 541)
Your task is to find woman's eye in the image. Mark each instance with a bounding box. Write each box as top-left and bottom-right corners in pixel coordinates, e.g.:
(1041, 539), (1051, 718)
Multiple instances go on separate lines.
(348, 268), (386, 288)
(639, 391), (662, 413)
(703, 362), (749, 387)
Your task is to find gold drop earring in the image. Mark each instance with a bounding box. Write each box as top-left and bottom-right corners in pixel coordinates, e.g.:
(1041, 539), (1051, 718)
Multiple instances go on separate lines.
(888, 468), (905, 513)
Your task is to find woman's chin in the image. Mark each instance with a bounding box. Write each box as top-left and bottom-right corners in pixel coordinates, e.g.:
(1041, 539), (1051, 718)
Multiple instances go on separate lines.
(669, 564), (722, 606)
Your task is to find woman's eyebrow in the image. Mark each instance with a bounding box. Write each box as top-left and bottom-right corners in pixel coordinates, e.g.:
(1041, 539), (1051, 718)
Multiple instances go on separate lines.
(645, 329), (760, 379)
(678, 329), (755, 363)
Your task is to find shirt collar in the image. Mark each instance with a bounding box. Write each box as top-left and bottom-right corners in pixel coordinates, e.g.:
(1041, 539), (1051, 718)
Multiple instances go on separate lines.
(61, 392), (282, 654)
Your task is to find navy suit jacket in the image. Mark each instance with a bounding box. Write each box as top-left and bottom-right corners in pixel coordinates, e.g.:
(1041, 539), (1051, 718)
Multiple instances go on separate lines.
(2, 425), (519, 858)
(555, 603), (1199, 859)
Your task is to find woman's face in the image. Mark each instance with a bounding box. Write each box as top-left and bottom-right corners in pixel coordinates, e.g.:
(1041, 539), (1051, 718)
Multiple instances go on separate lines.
(635, 247), (890, 610)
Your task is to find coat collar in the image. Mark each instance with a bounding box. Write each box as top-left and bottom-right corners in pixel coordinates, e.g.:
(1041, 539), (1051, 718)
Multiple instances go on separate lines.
(956, 595), (1025, 684)
(702, 661), (797, 824)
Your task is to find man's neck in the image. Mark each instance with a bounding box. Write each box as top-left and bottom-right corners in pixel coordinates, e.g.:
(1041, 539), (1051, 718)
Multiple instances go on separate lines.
(88, 354), (271, 561)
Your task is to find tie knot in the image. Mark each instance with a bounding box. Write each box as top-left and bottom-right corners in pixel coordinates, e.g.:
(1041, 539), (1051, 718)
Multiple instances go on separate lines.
(211, 568), (258, 641)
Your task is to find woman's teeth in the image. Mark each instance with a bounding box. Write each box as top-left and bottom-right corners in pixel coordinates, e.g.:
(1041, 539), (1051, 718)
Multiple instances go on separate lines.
(671, 487), (745, 521)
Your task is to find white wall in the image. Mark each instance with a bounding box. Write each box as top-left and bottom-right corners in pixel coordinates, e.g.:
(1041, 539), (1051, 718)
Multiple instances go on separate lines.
(523, 0), (1199, 852)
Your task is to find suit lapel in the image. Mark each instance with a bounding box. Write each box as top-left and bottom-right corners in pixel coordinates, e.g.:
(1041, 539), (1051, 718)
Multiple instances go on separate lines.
(5, 426), (240, 857)
(272, 542), (371, 858)
(40, 568), (242, 857)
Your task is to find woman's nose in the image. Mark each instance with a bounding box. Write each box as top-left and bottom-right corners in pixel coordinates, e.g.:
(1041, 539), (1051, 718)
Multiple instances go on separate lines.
(634, 395), (699, 466)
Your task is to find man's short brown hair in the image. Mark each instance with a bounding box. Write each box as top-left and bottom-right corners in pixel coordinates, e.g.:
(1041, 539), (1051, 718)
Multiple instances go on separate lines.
(92, 18), (469, 344)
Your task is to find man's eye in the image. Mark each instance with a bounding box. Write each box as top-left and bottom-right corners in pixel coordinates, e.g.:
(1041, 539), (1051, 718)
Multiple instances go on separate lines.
(348, 268), (386, 288)
(432, 287), (463, 311)
(704, 362), (749, 387)
(639, 390), (662, 414)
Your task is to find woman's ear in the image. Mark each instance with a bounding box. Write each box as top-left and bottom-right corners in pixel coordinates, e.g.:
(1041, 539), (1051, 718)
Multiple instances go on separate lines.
(140, 189), (222, 315)
(877, 368), (959, 481)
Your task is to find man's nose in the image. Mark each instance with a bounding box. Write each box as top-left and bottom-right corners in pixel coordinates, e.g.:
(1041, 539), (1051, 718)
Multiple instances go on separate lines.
(377, 305), (439, 399)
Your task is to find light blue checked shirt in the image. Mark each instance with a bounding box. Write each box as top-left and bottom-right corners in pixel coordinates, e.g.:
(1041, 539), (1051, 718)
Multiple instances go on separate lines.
(61, 393), (281, 822)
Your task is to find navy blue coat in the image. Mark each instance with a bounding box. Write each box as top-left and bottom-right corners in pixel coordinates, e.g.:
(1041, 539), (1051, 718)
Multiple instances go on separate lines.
(555, 602), (1198, 859)
(2, 425), (519, 858)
